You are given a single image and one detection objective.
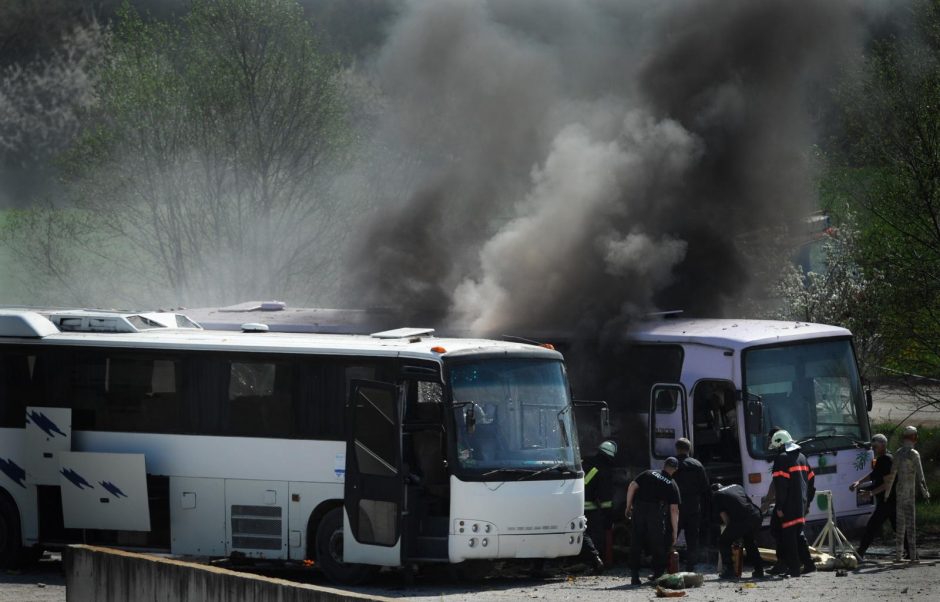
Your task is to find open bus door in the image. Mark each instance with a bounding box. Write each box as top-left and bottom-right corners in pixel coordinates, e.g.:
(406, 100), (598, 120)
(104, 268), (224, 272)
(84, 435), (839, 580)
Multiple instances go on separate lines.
(343, 380), (403, 567)
(573, 400), (610, 456)
(648, 383), (688, 464)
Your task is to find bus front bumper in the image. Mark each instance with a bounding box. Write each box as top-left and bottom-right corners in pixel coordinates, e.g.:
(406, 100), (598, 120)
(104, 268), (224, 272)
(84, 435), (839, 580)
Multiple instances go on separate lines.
(450, 530), (585, 562)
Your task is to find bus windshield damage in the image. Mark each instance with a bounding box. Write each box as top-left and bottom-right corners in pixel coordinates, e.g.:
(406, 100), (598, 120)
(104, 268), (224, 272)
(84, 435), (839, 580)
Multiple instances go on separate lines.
(744, 338), (870, 458)
(447, 358), (580, 480)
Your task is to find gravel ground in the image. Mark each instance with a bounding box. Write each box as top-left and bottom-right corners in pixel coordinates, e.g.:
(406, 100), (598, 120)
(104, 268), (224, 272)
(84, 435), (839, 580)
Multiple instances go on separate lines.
(0, 555), (64, 602)
(4, 549), (940, 602)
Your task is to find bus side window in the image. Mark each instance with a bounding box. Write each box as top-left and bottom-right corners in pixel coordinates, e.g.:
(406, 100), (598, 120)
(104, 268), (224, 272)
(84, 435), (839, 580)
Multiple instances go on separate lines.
(226, 360), (294, 438)
(292, 360), (322, 439)
(66, 351), (107, 430)
(103, 355), (183, 433)
(0, 350), (34, 428)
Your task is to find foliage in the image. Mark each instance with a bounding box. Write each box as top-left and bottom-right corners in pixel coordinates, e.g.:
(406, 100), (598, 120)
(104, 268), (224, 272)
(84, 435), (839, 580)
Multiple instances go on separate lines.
(770, 211), (887, 380)
(0, 19), (105, 166)
(7, 0), (349, 307)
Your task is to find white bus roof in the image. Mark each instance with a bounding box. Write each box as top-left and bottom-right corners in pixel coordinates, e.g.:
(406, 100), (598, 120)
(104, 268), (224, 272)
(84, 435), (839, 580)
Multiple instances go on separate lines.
(628, 318), (852, 351)
(0, 309), (560, 361)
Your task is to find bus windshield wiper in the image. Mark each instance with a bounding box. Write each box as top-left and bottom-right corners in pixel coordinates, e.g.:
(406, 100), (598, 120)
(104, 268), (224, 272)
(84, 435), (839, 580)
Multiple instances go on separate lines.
(481, 467), (536, 479)
(518, 463), (570, 481)
(797, 433), (864, 451)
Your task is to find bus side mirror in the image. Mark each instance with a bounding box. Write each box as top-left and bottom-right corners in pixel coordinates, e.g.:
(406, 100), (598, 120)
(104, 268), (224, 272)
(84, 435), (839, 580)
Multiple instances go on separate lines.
(865, 387), (873, 412)
(745, 395), (763, 435)
(600, 406), (611, 438)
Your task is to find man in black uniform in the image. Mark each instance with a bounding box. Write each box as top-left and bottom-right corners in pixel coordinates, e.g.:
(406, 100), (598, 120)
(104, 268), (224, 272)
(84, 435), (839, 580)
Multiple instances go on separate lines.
(579, 440), (617, 573)
(712, 483), (764, 579)
(851, 434), (896, 558)
(769, 430), (815, 578)
(625, 457), (681, 585)
(673, 438), (709, 571)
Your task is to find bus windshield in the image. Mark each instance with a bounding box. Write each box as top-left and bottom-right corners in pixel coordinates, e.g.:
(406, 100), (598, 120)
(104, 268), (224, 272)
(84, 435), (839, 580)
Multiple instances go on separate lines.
(448, 358), (580, 479)
(743, 338), (870, 458)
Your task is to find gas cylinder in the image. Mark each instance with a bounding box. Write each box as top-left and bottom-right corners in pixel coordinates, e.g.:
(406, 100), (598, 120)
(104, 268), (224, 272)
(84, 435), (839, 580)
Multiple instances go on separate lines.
(732, 543), (743, 577)
(667, 550), (679, 574)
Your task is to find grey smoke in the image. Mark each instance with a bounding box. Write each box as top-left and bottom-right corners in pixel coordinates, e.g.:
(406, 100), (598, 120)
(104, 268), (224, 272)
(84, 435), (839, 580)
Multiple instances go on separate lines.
(346, 0), (867, 335)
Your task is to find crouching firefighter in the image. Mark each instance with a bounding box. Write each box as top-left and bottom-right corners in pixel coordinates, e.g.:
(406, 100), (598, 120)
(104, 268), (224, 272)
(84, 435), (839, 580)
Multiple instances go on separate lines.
(712, 483), (764, 580)
(579, 440), (617, 573)
(769, 430), (815, 578)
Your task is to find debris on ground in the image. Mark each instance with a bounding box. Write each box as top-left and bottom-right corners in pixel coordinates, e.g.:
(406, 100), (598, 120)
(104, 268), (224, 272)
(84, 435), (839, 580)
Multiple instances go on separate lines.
(655, 585), (686, 597)
(654, 572), (704, 589)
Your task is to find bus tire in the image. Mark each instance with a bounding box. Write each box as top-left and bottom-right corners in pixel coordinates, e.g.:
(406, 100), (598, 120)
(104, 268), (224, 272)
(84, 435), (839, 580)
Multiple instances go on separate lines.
(315, 507), (377, 585)
(0, 494), (23, 569)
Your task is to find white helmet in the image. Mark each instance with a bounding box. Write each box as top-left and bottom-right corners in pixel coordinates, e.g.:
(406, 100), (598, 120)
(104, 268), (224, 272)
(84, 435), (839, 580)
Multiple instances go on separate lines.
(769, 430), (794, 451)
(598, 440), (617, 458)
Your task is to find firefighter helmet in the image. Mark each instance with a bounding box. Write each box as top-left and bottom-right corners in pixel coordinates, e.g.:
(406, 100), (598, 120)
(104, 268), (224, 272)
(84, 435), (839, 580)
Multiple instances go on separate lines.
(769, 429), (794, 450)
(598, 440), (617, 458)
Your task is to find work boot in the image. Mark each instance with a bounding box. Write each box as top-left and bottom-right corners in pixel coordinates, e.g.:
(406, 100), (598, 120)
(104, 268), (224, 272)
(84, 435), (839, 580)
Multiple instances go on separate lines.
(719, 569), (737, 580)
(631, 574), (642, 586)
(752, 568), (765, 579)
(767, 563), (786, 575)
(801, 563), (817, 575)
(590, 555), (605, 575)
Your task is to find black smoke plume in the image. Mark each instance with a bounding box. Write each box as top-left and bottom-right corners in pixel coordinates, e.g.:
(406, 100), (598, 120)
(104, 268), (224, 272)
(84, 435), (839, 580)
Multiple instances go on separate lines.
(346, 0), (866, 336)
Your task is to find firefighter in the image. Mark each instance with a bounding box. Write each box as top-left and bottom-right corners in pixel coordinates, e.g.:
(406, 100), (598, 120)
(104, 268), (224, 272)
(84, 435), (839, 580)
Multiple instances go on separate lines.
(625, 457), (681, 586)
(673, 437), (709, 571)
(886, 426), (931, 563)
(851, 434), (896, 558)
(712, 483), (764, 580)
(579, 440), (617, 573)
(768, 430), (815, 578)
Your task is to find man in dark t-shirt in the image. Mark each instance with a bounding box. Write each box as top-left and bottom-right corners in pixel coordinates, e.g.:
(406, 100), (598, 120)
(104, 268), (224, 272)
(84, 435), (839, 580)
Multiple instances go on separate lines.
(712, 483), (764, 579)
(625, 457), (681, 585)
(673, 438), (710, 571)
(852, 434), (897, 558)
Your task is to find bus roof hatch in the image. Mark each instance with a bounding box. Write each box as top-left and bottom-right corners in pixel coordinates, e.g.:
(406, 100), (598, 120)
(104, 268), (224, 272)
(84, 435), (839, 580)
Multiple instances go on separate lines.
(371, 327), (435, 339)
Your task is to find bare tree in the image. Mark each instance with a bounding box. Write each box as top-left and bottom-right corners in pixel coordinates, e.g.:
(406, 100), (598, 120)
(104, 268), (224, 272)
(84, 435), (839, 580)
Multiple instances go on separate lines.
(52, 0), (349, 307)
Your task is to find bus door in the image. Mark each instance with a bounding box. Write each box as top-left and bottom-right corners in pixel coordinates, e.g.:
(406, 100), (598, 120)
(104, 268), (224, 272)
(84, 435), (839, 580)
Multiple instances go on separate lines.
(343, 380), (403, 566)
(648, 384), (688, 465)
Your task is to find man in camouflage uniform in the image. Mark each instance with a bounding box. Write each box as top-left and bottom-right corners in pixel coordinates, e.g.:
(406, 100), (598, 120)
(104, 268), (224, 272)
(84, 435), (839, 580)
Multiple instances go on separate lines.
(886, 426), (931, 563)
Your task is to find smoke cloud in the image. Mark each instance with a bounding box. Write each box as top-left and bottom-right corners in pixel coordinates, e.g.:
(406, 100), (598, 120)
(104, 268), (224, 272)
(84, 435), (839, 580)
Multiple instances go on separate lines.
(346, 0), (867, 336)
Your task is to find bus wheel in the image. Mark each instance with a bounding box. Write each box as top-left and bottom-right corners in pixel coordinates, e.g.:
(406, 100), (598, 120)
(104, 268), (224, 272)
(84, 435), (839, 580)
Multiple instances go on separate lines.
(0, 495), (23, 570)
(315, 508), (377, 585)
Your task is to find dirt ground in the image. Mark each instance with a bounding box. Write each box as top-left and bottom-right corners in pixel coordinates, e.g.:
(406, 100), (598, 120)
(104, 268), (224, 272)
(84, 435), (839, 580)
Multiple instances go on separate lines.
(4, 547), (940, 602)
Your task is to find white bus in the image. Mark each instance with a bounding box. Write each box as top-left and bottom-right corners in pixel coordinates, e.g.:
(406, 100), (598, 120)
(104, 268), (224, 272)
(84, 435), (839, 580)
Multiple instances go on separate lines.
(0, 309), (586, 582)
(188, 305), (876, 533)
(580, 318), (875, 534)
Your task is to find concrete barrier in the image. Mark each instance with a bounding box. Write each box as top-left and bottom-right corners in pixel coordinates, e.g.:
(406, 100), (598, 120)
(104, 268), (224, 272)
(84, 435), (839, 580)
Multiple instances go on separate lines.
(65, 545), (393, 602)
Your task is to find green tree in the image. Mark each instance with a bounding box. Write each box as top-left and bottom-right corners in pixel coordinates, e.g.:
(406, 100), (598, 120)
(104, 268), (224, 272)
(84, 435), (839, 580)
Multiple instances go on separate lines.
(771, 212), (888, 380)
(11, 0), (348, 306)
(832, 0), (940, 405)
